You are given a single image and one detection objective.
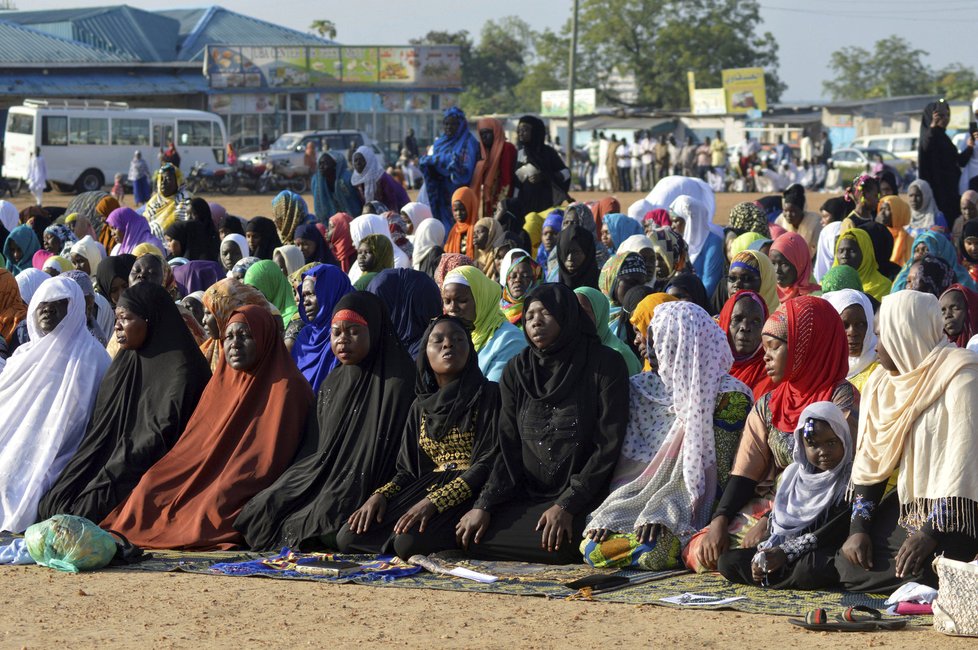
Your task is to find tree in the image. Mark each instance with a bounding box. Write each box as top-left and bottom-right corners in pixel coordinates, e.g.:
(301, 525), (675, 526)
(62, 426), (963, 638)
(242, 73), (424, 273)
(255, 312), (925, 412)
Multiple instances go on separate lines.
(823, 36), (935, 100)
(934, 63), (978, 102)
(309, 20), (336, 40)
(565, 0), (783, 109)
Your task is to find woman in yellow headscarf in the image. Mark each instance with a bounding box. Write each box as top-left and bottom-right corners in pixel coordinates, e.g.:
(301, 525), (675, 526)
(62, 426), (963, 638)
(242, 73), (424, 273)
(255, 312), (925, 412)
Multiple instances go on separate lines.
(629, 293), (678, 371)
(143, 163), (191, 238)
(832, 227), (892, 302)
(878, 195), (912, 267)
(522, 210), (545, 250)
(728, 250), (779, 315)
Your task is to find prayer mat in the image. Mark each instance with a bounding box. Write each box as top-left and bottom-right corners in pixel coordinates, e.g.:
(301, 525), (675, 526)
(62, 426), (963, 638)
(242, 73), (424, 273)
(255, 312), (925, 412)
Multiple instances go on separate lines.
(205, 549), (422, 583)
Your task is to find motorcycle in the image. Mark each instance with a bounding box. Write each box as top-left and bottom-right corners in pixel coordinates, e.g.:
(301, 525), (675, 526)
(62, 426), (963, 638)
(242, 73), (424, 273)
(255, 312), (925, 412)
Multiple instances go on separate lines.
(232, 159), (268, 193)
(186, 161), (238, 195)
(256, 159), (309, 194)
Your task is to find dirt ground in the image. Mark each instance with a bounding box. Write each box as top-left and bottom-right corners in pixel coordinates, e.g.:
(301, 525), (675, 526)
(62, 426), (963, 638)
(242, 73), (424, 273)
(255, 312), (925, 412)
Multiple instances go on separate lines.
(6, 188), (844, 227)
(0, 564), (964, 649)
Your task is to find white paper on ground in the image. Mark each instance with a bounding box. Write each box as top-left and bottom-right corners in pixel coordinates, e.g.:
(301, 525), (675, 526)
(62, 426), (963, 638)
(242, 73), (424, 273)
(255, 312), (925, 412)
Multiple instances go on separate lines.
(659, 593), (747, 606)
(884, 581), (938, 606)
(448, 567), (498, 583)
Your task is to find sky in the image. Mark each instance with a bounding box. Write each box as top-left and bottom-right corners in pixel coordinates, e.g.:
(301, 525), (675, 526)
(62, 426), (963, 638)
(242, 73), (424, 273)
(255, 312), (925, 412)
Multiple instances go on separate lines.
(12, 0), (978, 102)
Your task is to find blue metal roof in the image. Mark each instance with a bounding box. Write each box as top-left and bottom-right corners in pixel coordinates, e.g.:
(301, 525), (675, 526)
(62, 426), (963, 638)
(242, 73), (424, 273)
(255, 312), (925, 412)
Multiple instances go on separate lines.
(0, 69), (209, 96)
(157, 6), (334, 61)
(1, 6), (180, 62)
(0, 18), (135, 64)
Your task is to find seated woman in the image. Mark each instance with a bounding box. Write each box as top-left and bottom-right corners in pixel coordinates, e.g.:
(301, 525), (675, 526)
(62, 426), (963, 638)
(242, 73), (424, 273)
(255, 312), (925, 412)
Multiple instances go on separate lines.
(245, 216), (282, 261)
(600, 213), (642, 257)
(68, 236), (104, 280)
(647, 227), (687, 292)
(244, 259), (298, 329)
(906, 179), (948, 239)
(823, 289), (879, 392)
(575, 287), (642, 376)
(689, 296), (854, 572)
(770, 232), (821, 303)
(941, 284), (978, 347)
(4, 225), (41, 275)
(470, 217), (501, 279)
(0, 269), (26, 348)
(163, 221), (210, 262)
(291, 264), (354, 391)
(719, 402), (852, 589)
(894, 230), (977, 292)
(94, 254), (136, 308)
(820, 264), (863, 294)
(37, 283), (211, 523)
(727, 250), (779, 315)
(670, 195), (723, 298)
(629, 292), (678, 371)
(718, 291), (772, 399)
(445, 187), (477, 257)
(556, 225), (600, 290)
(107, 208), (163, 256)
(412, 219), (447, 280)
(617, 234), (657, 277)
(272, 244), (307, 278)
(455, 283), (629, 564)
(271, 190), (311, 247)
(665, 273), (713, 315)
(350, 145), (409, 212)
(960, 220), (978, 285)
(353, 233), (395, 291)
(599, 252), (651, 340)
(774, 184), (821, 257)
(336, 316), (500, 559)
(200, 278), (276, 370)
(172, 259), (224, 297)
(234, 292), (417, 550)
(102, 306), (315, 550)
(906, 254), (956, 298)
(0, 277), (110, 532)
(582, 301), (753, 570)
(219, 234), (250, 275)
(294, 223), (338, 267)
(498, 249), (540, 327)
(832, 228), (892, 302)
(839, 291), (978, 591)
(537, 211), (562, 270)
(441, 265), (526, 383)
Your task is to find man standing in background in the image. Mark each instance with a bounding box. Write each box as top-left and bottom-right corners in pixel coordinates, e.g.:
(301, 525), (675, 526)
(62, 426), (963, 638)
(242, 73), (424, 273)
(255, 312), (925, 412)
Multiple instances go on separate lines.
(711, 130), (727, 177)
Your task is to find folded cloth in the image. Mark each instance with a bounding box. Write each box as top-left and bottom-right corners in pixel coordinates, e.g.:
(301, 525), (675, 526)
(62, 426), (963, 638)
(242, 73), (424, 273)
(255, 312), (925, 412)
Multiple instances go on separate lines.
(885, 581), (938, 605)
(0, 538), (34, 565)
(894, 602), (933, 616)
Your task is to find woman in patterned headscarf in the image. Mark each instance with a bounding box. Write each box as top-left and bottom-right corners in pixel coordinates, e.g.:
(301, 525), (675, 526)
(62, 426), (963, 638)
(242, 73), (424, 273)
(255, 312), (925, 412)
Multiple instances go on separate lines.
(199, 278), (277, 372)
(272, 190), (312, 245)
(583, 301), (752, 570)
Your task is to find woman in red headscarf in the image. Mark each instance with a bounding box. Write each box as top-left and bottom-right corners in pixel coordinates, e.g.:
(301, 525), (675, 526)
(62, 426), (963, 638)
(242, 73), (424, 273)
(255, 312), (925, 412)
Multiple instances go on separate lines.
(717, 290), (772, 399)
(689, 295), (854, 573)
(328, 212), (357, 272)
(770, 232), (821, 302)
(470, 117), (517, 220)
(940, 283), (978, 348)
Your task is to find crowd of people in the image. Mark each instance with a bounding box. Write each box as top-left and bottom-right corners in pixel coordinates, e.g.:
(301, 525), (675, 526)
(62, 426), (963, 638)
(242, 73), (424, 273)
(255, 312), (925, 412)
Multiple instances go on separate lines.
(1, 99), (978, 598)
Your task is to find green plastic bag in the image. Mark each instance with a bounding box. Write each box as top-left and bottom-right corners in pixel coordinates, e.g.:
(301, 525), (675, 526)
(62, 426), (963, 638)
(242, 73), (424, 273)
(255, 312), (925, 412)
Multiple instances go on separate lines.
(25, 515), (117, 573)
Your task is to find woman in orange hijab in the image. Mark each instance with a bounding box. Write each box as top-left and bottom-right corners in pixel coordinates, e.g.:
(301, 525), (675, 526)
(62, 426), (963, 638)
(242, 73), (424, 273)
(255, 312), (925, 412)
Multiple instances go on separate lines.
(0, 268), (26, 346)
(445, 187), (477, 256)
(629, 292), (678, 371)
(878, 195), (911, 267)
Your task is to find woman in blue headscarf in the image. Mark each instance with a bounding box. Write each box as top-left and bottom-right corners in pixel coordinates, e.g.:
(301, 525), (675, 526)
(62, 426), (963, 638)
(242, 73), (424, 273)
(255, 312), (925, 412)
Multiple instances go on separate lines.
(537, 210), (563, 269)
(893, 230), (978, 292)
(601, 213), (643, 256)
(366, 268), (442, 359)
(311, 151), (362, 221)
(3, 225), (41, 275)
(420, 107), (480, 233)
(291, 264), (355, 391)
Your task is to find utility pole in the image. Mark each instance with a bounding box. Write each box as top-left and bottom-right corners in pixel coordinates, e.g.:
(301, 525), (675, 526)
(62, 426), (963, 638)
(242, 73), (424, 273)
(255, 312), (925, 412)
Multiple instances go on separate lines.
(566, 0), (579, 171)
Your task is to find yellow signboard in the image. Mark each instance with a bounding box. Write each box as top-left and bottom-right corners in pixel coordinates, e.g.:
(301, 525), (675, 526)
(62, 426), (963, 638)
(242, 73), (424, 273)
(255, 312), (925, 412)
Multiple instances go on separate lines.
(722, 67), (767, 114)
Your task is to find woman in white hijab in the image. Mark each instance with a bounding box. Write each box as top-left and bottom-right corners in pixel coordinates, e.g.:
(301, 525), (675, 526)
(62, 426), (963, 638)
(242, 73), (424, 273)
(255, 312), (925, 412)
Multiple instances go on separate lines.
(411, 218), (446, 279)
(822, 289), (878, 392)
(399, 202), (432, 238)
(347, 213), (410, 285)
(0, 276), (110, 532)
(669, 195), (725, 298)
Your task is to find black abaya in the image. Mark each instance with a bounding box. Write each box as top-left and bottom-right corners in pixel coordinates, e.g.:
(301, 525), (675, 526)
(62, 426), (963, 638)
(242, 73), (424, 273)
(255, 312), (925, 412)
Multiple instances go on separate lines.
(918, 101), (971, 226)
(37, 283), (211, 522)
(513, 115), (571, 216)
(234, 291), (417, 550)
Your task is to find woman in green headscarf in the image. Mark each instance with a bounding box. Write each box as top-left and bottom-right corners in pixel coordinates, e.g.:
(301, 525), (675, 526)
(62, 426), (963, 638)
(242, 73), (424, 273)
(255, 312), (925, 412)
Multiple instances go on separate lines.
(441, 264), (526, 382)
(353, 233), (394, 290)
(820, 264), (863, 293)
(243, 259), (298, 328)
(728, 231), (766, 260)
(575, 286), (642, 376)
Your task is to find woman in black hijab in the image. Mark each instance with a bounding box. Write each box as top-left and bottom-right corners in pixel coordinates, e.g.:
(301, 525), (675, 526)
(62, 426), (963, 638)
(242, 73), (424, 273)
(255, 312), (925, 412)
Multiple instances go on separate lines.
(94, 254), (137, 308)
(336, 315), (500, 558)
(456, 283), (629, 564)
(189, 198), (221, 261)
(819, 196), (854, 225)
(245, 216), (283, 260)
(918, 99), (971, 226)
(857, 221), (901, 279)
(665, 273), (713, 315)
(37, 282), (212, 523)
(556, 225), (599, 290)
(234, 291), (417, 550)
(513, 115), (571, 216)
(164, 221), (211, 261)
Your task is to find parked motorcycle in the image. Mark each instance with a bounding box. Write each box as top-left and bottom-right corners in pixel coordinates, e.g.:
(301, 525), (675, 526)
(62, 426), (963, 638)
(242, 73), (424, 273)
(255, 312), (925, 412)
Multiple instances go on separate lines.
(186, 161), (238, 195)
(232, 159), (268, 193)
(256, 159), (309, 194)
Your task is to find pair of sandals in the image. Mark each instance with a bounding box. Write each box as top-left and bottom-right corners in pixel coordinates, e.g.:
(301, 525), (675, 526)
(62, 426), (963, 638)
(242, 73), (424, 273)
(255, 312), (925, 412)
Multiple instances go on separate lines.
(790, 606), (908, 632)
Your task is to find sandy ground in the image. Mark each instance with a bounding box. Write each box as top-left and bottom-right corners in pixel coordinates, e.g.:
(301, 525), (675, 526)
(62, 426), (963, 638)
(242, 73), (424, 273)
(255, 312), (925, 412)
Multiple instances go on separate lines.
(0, 564), (965, 649)
(6, 188), (844, 227)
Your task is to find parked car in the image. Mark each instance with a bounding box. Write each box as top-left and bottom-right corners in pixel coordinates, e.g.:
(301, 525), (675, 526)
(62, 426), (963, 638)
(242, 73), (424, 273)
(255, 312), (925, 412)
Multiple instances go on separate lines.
(849, 133), (917, 161)
(245, 129), (384, 169)
(830, 147), (912, 187)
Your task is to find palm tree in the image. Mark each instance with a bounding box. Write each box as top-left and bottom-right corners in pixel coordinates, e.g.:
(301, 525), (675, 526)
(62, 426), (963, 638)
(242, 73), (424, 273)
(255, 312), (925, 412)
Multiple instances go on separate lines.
(310, 20), (337, 40)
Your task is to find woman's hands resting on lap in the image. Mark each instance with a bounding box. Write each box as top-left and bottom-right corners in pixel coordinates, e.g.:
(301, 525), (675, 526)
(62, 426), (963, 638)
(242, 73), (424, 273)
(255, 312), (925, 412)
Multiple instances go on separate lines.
(697, 516), (730, 570)
(347, 493), (386, 534)
(536, 504), (573, 552)
(456, 508), (490, 549)
(393, 498), (437, 535)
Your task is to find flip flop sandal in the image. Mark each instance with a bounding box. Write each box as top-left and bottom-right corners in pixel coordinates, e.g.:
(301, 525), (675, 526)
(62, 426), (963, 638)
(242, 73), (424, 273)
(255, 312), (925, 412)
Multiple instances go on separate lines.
(836, 605), (909, 631)
(789, 608), (878, 632)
